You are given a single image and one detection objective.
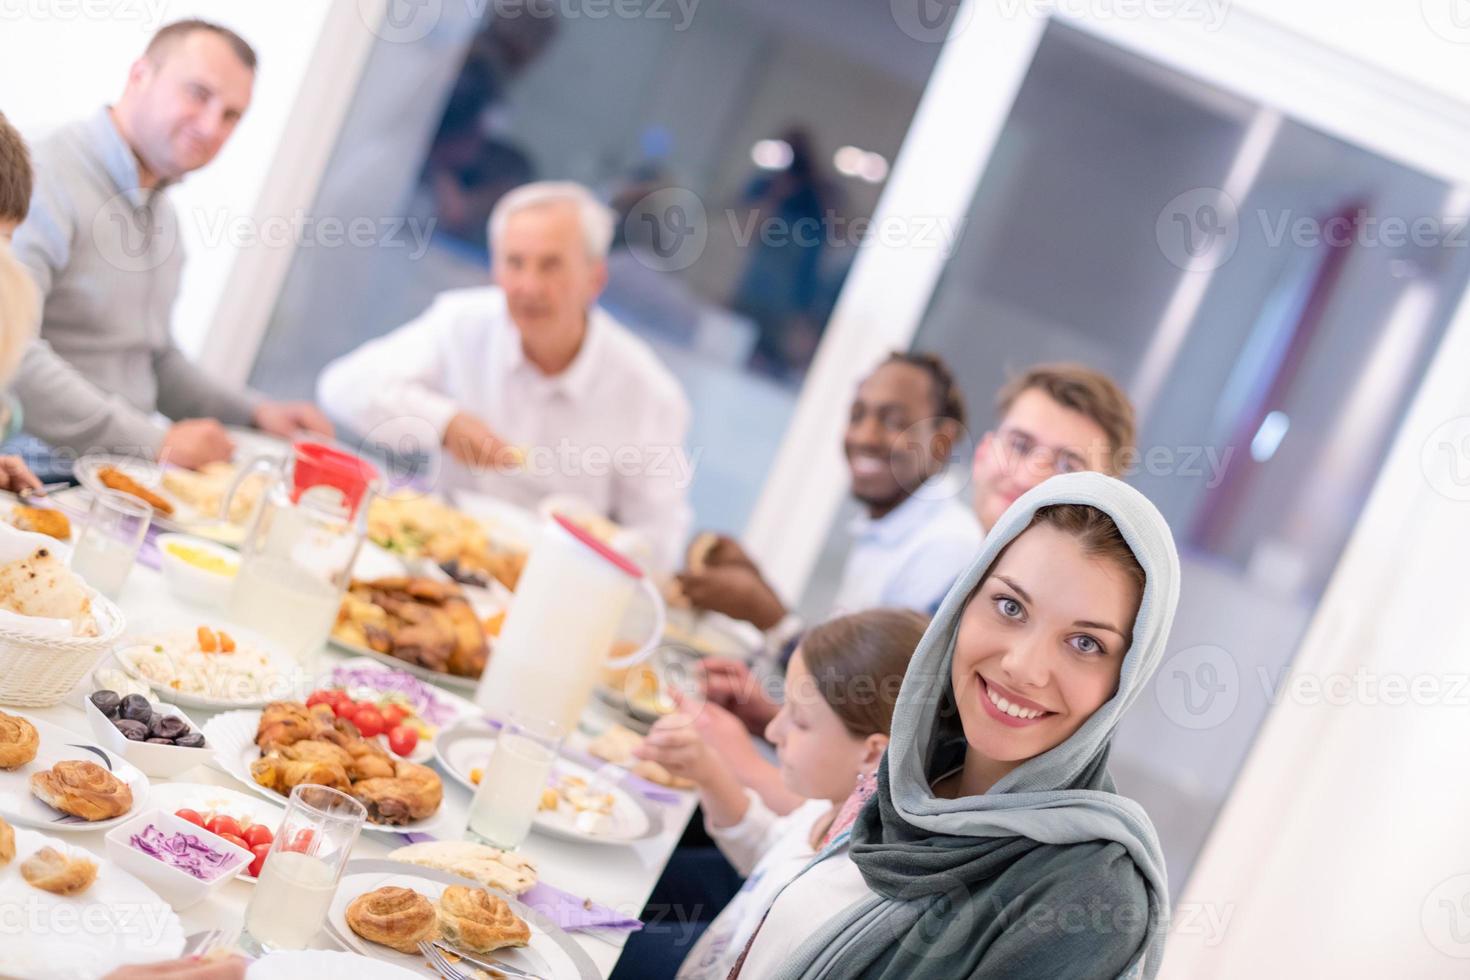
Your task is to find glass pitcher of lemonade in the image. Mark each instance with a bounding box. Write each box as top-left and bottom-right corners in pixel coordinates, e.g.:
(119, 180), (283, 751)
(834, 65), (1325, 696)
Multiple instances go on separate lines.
(226, 442), (379, 665)
(476, 513), (666, 732)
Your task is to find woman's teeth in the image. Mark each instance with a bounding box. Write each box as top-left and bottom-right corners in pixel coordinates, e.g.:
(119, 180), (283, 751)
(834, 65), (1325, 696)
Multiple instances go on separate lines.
(986, 682), (1046, 720)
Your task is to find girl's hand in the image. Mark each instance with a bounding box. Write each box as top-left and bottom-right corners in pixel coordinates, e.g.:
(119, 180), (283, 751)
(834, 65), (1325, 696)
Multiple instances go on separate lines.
(635, 711), (718, 785)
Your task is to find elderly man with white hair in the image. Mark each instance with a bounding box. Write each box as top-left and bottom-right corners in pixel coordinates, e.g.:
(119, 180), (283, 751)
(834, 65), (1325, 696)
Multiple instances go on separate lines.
(317, 180), (693, 570)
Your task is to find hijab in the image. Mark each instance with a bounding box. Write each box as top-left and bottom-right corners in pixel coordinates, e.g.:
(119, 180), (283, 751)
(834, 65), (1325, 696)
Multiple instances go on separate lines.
(770, 472), (1181, 979)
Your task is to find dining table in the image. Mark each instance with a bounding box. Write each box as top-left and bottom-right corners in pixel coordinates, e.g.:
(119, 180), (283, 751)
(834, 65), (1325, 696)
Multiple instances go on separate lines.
(19, 540), (705, 978)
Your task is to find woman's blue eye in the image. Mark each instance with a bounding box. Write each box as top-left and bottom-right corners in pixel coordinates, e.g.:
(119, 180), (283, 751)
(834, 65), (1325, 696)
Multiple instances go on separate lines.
(994, 596), (1023, 619)
(1071, 634), (1103, 655)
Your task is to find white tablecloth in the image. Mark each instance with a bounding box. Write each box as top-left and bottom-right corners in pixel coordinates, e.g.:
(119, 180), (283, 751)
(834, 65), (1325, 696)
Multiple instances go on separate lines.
(22, 560), (700, 978)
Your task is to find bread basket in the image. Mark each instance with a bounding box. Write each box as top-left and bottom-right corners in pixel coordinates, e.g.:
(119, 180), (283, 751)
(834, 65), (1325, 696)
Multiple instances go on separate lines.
(0, 590), (127, 707)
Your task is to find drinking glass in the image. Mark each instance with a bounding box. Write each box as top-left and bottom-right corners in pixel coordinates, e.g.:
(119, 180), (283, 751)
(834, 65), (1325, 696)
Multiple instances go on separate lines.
(466, 710), (564, 851)
(69, 489), (151, 599)
(241, 784), (366, 954)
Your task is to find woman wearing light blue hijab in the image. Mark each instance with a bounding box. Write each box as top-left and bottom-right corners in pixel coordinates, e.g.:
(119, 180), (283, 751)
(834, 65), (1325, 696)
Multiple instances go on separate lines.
(736, 471), (1180, 979)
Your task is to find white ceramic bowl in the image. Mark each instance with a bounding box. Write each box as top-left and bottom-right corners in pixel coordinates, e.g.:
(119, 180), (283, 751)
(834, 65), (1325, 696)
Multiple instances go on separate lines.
(85, 693), (213, 779)
(155, 533), (239, 610)
(104, 808), (251, 909)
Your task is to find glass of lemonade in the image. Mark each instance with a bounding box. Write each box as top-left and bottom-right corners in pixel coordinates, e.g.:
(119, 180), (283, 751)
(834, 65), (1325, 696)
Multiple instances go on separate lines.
(242, 784), (365, 954)
(467, 711), (565, 851)
(69, 488), (151, 599)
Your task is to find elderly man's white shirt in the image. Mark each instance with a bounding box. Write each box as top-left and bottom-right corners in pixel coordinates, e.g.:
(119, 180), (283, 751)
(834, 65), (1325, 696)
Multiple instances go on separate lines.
(318, 287), (693, 570)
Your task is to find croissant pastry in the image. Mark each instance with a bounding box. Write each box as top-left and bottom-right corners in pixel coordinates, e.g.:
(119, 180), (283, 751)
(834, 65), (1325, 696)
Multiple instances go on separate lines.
(0, 711), (39, 769)
(30, 760), (131, 821)
(346, 885), (440, 953)
(350, 759), (442, 825)
(0, 814), (14, 865)
(250, 754), (350, 794)
(436, 885), (530, 952)
(21, 846), (97, 895)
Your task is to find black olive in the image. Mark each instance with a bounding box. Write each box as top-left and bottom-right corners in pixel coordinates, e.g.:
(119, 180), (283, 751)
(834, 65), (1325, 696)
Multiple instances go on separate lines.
(113, 719), (148, 741)
(145, 737), (174, 745)
(150, 715), (188, 741)
(119, 694), (153, 724)
(90, 690), (121, 717)
(175, 732), (206, 748)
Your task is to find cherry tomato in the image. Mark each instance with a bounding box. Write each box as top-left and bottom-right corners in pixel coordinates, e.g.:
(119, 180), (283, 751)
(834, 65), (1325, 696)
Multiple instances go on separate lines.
(218, 833), (250, 851)
(332, 698), (359, 719)
(175, 808), (205, 828)
(387, 725), (419, 757)
(206, 815), (243, 840)
(247, 843), (271, 878)
(283, 829), (316, 854)
(380, 705), (408, 728)
(305, 689), (336, 709)
(353, 707), (386, 739)
(243, 824), (274, 849)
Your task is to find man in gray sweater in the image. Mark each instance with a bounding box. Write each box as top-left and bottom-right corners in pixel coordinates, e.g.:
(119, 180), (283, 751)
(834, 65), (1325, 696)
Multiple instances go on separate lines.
(10, 19), (331, 471)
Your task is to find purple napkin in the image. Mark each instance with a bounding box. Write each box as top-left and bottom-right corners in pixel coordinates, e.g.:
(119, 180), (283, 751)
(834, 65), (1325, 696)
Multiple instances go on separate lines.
(519, 880), (643, 933)
(392, 832), (642, 933)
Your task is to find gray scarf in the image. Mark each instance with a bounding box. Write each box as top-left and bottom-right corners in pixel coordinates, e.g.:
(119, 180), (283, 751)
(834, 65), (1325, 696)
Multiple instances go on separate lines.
(771, 472), (1180, 980)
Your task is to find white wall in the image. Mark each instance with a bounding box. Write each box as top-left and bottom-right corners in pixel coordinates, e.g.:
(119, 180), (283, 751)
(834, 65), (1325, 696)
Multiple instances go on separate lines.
(0, 0), (367, 363)
(1233, 0), (1470, 107)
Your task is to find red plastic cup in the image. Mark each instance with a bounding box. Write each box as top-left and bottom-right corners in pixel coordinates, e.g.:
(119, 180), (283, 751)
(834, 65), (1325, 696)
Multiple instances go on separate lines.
(290, 441), (379, 516)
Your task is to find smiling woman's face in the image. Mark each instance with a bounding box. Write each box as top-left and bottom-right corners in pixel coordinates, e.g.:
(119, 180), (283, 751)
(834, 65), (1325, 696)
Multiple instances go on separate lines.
(950, 523), (1142, 772)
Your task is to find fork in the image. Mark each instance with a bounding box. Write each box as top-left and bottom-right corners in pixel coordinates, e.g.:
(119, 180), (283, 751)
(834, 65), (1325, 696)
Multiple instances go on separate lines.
(419, 939), (546, 980)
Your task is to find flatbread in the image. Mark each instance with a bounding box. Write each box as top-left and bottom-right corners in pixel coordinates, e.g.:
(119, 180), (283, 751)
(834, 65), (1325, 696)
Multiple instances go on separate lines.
(0, 545), (98, 637)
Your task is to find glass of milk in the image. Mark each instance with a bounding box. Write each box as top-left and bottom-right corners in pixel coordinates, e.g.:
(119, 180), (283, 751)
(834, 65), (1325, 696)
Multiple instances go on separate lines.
(69, 489), (151, 599)
(242, 784), (366, 953)
(466, 711), (565, 851)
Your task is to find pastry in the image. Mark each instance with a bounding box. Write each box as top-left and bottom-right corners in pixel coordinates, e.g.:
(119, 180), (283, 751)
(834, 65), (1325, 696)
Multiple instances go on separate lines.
(0, 545), (98, 636)
(349, 759), (443, 825)
(0, 814), (14, 865)
(20, 846), (97, 895)
(29, 760), (132, 821)
(345, 885), (440, 954)
(435, 885), (530, 953)
(97, 465), (174, 515)
(386, 840), (538, 895)
(588, 724), (695, 789)
(9, 506), (70, 541)
(0, 710), (39, 769)
(686, 531), (719, 574)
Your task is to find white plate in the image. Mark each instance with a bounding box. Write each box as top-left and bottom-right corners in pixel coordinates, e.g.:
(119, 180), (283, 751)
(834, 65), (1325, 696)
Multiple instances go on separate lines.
(146, 781), (288, 883)
(201, 710), (459, 838)
(249, 949), (425, 980)
(327, 862), (599, 979)
(72, 453), (199, 528)
(0, 713), (150, 833)
(327, 637), (480, 694)
(434, 719), (661, 845)
(0, 826), (184, 980)
(112, 623), (304, 710)
(316, 657), (482, 765)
